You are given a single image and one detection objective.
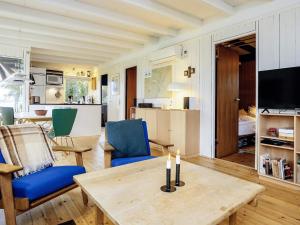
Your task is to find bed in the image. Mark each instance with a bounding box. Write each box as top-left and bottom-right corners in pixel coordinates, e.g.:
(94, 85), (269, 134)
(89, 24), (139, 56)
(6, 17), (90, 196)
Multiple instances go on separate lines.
(238, 107), (256, 148)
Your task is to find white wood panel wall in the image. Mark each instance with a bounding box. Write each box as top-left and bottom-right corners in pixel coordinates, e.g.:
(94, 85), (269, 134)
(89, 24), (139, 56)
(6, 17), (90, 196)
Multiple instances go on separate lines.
(280, 9), (297, 68)
(258, 14), (280, 71)
(199, 34), (213, 158)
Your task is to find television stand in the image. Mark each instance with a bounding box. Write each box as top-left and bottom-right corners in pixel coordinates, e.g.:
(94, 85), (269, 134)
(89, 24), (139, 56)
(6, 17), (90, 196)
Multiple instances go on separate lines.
(261, 108), (270, 113)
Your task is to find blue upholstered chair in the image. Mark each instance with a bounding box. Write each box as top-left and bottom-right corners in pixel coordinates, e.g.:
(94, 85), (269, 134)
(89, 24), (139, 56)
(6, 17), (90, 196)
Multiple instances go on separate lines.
(102, 119), (173, 168)
(0, 138), (91, 225)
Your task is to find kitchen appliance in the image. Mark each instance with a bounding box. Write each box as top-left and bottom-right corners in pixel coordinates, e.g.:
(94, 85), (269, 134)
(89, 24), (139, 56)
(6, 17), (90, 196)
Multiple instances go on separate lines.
(46, 69), (63, 85)
(138, 103), (153, 108)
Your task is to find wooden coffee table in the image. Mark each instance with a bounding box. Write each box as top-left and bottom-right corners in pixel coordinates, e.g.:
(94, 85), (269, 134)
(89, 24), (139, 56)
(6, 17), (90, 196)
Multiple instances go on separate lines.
(74, 157), (264, 225)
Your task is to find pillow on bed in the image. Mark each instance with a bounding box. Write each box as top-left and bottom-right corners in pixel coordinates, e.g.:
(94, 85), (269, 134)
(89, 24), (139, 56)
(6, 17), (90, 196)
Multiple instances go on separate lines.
(248, 106), (256, 117)
(239, 109), (248, 117)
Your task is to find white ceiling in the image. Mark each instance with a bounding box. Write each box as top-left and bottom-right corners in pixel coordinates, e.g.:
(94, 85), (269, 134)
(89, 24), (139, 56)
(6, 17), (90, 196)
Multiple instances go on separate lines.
(0, 0), (271, 65)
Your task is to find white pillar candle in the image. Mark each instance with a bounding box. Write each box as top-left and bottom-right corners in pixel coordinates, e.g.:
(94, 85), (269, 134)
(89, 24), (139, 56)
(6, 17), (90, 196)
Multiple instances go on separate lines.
(176, 149), (180, 164)
(167, 153), (171, 169)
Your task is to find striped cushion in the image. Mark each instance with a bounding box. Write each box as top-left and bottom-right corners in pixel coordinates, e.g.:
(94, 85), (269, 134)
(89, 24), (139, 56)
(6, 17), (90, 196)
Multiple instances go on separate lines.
(0, 124), (55, 178)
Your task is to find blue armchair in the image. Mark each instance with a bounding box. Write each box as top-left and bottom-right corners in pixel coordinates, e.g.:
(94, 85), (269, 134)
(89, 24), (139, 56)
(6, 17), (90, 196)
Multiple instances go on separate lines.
(0, 144), (91, 225)
(101, 119), (173, 168)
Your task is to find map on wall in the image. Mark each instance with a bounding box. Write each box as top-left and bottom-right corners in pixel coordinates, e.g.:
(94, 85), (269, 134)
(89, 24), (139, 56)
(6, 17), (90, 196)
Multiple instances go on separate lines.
(144, 65), (172, 98)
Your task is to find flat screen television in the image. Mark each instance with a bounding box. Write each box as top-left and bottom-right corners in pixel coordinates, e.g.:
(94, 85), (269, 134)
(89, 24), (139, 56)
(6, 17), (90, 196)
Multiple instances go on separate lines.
(258, 66), (300, 109)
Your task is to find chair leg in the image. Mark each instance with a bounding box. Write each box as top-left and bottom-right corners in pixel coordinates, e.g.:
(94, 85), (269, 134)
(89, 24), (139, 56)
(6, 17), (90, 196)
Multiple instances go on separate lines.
(0, 174), (17, 225)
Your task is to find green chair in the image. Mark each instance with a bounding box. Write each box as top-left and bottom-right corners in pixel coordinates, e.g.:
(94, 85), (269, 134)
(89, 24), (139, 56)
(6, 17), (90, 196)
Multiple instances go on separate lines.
(0, 107), (14, 125)
(48, 108), (77, 146)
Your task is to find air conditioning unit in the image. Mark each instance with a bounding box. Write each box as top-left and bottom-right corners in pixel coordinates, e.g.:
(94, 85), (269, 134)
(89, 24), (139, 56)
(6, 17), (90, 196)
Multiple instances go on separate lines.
(149, 45), (183, 65)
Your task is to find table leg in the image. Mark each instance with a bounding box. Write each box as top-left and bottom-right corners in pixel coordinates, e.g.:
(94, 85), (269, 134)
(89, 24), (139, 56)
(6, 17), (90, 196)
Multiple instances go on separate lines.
(229, 212), (237, 225)
(96, 207), (104, 225)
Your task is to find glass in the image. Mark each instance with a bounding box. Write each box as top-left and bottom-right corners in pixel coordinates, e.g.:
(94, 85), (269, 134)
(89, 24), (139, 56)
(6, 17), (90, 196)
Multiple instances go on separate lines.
(0, 56), (25, 112)
(65, 78), (89, 103)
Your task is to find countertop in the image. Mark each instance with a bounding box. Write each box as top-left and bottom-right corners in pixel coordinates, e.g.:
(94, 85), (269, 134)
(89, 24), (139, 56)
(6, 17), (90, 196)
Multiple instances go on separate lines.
(30, 103), (102, 106)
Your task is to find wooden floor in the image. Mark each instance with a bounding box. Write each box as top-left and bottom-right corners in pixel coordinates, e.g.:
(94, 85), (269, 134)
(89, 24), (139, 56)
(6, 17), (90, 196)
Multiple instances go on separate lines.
(221, 152), (255, 168)
(1, 136), (300, 225)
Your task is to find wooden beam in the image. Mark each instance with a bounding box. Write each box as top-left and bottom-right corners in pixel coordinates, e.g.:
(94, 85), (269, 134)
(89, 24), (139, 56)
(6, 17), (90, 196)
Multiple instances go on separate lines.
(0, 17), (142, 49)
(31, 48), (111, 62)
(31, 55), (104, 66)
(0, 1), (152, 43)
(25, 0), (177, 36)
(0, 28), (126, 55)
(0, 36), (118, 59)
(201, 0), (234, 15)
(120, 0), (203, 27)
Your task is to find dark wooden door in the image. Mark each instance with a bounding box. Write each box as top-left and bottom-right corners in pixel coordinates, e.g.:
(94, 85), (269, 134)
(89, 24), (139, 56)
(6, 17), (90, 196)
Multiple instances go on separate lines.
(216, 46), (240, 158)
(125, 66), (137, 119)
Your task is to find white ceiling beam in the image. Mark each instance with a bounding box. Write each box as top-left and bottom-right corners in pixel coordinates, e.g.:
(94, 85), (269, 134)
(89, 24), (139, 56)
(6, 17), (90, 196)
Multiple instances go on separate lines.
(120, 0), (203, 27)
(200, 0), (234, 14)
(18, 0), (177, 36)
(0, 17), (142, 50)
(31, 54), (103, 65)
(0, 1), (153, 44)
(31, 48), (110, 62)
(0, 28), (125, 55)
(0, 36), (118, 60)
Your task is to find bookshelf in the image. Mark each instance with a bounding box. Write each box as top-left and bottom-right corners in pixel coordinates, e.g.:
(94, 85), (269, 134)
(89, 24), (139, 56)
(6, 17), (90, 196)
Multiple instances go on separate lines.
(259, 114), (299, 186)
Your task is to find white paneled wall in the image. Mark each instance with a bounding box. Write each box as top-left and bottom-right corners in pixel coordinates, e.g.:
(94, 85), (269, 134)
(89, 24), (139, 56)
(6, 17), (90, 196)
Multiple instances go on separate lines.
(258, 14), (280, 71)
(102, 2), (300, 158)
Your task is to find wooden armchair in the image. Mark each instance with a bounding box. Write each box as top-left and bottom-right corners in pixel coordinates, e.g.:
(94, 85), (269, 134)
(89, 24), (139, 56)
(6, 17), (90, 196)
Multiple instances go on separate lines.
(101, 120), (173, 168)
(0, 145), (91, 225)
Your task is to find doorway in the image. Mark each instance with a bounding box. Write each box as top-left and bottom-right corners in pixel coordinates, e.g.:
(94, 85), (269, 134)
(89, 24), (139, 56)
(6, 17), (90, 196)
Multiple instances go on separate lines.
(215, 34), (256, 168)
(125, 66), (137, 119)
(100, 74), (108, 127)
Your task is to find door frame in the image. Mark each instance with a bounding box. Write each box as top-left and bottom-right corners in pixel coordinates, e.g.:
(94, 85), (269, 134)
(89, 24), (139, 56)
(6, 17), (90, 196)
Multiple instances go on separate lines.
(125, 66), (137, 119)
(211, 31), (259, 169)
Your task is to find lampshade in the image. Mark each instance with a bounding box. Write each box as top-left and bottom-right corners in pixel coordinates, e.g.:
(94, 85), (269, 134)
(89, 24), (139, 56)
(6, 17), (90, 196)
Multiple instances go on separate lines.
(168, 82), (185, 91)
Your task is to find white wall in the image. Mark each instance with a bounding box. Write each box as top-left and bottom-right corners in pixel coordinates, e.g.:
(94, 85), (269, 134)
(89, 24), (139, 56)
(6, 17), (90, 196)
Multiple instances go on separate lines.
(100, 1), (300, 158)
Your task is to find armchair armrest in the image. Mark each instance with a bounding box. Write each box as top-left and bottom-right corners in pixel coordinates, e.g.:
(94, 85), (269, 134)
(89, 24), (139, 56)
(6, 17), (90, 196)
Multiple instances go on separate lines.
(100, 141), (115, 168)
(52, 145), (92, 153)
(0, 163), (22, 174)
(149, 139), (174, 153)
(100, 141), (115, 152)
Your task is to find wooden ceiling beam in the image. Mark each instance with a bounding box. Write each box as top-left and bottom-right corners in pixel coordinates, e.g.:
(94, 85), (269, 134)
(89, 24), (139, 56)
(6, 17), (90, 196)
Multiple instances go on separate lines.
(31, 54), (103, 65)
(0, 28), (125, 55)
(21, 0), (177, 36)
(200, 0), (234, 15)
(0, 17), (142, 50)
(0, 1), (153, 43)
(120, 0), (203, 27)
(0, 36), (117, 60)
(31, 48), (112, 62)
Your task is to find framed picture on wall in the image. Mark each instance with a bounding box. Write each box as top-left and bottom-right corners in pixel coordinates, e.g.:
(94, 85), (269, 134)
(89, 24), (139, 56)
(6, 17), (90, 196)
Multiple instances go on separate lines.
(111, 74), (120, 96)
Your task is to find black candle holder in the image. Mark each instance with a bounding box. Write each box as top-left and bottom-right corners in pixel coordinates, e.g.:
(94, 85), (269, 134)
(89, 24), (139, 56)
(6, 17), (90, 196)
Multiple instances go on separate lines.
(160, 168), (176, 193)
(171, 164), (185, 187)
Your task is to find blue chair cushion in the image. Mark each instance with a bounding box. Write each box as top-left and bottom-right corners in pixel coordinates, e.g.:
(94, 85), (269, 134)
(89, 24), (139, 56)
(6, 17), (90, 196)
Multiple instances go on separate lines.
(111, 155), (157, 167)
(12, 166), (85, 201)
(107, 119), (150, 158)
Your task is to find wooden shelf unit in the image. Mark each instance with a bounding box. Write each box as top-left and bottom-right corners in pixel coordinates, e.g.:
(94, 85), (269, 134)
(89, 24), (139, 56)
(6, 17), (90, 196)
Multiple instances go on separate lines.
(259, 114), (299, 186)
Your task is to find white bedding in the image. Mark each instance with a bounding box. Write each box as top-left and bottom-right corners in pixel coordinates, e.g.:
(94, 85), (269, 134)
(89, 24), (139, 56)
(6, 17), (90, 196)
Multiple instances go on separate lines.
(239, 115), (256, 136)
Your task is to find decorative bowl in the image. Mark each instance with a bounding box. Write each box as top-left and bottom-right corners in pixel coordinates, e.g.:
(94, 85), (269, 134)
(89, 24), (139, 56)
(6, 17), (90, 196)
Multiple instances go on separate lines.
(34, 110), (48, 116)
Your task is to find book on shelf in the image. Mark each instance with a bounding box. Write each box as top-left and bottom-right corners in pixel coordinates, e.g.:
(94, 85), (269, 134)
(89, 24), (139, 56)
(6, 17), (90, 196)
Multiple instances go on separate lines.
(260, 155), (293, 180)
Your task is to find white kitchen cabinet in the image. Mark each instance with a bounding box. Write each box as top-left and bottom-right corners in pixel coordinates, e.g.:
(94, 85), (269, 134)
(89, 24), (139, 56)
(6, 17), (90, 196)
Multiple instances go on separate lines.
(258, 14), (280, 71)
(280, 9), (297, 68)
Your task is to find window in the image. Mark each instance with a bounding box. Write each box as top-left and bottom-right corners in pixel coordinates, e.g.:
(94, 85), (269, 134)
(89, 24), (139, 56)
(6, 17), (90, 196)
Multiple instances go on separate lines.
(0, 57), (25, 112)
(65, 78), (89, 103)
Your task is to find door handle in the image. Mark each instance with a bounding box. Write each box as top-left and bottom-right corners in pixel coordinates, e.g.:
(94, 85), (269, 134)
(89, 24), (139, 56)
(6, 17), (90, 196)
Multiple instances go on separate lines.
(234, 98), (240, 102)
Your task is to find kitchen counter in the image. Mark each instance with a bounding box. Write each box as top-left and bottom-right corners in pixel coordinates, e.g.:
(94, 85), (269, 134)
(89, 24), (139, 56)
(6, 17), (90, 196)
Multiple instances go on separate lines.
(30, 103), (102, 105)
(29, 104), (101, 137)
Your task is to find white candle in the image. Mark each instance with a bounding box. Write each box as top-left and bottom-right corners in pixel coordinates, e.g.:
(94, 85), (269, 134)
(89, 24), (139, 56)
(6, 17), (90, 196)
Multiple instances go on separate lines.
(176, 149), (180, 164)
(167, 153), (171, 169)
